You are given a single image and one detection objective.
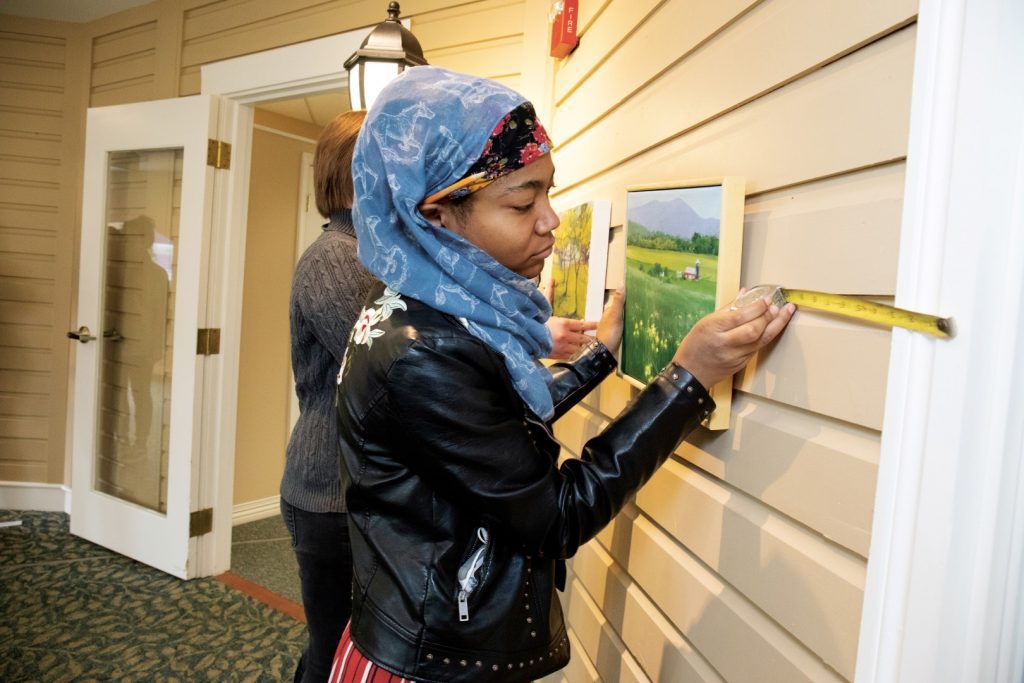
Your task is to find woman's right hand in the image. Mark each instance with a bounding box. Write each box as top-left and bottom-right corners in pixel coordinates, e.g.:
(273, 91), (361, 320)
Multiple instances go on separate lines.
(672, 295), (795, 390)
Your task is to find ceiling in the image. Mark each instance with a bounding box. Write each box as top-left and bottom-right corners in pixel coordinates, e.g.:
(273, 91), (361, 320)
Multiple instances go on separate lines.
(257, 91), (350, 129)
(1, 0), (156, 23)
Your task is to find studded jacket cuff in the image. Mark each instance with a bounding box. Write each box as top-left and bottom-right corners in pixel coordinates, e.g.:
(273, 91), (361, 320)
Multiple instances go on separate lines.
(547, 337), (617, 422)
(658, 362), (715, 425)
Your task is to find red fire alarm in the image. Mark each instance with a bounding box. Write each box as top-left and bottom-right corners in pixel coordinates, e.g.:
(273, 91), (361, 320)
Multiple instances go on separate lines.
(550, 0), (579, 59)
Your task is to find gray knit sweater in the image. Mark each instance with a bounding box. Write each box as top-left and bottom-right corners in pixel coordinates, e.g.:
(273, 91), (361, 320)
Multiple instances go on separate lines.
(280, 210), (375, 513)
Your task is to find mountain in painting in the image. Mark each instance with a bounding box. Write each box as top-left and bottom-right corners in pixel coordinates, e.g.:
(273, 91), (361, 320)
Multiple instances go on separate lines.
(628, 197), (719, 238)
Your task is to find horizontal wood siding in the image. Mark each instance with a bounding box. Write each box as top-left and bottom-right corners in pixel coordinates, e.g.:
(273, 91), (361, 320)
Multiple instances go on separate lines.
(90, 20), (159, 106)
(0, 17), (77, 483)
(548, 0), (918, 679)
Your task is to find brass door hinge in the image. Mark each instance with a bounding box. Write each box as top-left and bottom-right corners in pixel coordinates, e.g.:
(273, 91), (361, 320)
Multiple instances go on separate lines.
(197, 328), (221, 355)
(189, 508), (213, 537)
(207, 139), (231, 169)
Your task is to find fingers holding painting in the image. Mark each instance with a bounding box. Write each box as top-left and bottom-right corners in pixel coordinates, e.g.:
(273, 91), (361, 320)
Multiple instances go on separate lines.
(547, 316), (597, 360)
(596, 288), (625, 354)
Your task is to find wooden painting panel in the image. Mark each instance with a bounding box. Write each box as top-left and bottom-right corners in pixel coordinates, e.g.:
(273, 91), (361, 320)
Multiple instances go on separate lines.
(548, 199), (611, 322)
(621, 177), (744, 429)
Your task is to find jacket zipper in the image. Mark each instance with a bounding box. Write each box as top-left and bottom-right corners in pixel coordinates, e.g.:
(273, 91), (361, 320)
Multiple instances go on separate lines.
(456, 527), (490, 622)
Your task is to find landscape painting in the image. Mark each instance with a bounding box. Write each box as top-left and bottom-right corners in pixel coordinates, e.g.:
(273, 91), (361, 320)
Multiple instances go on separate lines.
(548, 200), (611, 322)
(620, 178), (745, 430)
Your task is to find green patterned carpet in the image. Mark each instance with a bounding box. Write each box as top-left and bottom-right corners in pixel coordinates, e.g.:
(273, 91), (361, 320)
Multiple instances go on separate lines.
(0, 510), (304, 681)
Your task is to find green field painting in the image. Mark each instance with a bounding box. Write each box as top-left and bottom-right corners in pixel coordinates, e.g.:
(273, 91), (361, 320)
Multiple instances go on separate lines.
(622, 247), (718, 384)
(621, 182), (724, 386)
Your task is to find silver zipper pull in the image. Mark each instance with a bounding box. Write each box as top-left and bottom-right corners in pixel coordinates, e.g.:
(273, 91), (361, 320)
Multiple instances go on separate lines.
(458, 589), (469, 622)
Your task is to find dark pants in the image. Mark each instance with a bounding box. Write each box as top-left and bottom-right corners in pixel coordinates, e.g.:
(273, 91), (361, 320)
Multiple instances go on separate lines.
(281, 499), (353, 683)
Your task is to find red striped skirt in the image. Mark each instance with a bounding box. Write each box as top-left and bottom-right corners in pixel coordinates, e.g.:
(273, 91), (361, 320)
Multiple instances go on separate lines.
(329, 623), (416, 683)
(328, 623), (532, 683)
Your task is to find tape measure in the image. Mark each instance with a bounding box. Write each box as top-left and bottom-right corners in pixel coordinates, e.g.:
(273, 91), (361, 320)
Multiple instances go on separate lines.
(732, 284), (955, 339)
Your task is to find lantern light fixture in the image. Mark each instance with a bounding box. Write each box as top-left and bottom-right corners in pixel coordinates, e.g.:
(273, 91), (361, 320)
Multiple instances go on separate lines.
(344, 1), (427, 111)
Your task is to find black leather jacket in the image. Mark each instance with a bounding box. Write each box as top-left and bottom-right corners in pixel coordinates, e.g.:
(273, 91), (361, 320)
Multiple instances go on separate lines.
(336, 282), (715, 682)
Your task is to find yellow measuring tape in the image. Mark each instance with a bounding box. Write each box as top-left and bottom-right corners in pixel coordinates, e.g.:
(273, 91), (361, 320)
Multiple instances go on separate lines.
(733, 284), (955, 339)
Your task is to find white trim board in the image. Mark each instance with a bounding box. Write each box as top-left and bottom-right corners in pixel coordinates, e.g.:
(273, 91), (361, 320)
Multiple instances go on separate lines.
(0, 482), (71, 513)
(857, 0), (1024, 681)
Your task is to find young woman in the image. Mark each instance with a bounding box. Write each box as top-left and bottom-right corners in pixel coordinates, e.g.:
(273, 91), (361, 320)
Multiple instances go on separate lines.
(330, 66), (794, 683)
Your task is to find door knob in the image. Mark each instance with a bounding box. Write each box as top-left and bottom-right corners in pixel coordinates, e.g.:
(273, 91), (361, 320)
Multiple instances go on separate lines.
(67, 326), (96, 343)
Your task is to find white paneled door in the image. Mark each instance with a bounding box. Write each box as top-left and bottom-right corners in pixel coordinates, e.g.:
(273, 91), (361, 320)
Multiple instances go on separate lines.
(69, 96), (224, 579)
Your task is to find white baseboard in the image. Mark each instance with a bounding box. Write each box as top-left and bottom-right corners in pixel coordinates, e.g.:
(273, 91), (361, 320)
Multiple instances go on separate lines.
(0, 482), (278, 527)
(232, 495), (280, 526)
(0, 482), (71, 513)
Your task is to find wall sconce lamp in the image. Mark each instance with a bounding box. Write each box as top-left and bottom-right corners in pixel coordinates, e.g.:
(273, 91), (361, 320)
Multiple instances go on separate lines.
(344, 1), (428, 111)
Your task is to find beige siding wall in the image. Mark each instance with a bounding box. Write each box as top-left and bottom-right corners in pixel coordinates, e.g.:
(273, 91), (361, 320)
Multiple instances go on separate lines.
(0, 17), (80, 484)
(542, 0), (916, 680)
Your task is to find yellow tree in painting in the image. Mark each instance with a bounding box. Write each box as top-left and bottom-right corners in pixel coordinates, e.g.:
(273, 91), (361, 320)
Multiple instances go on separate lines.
(552, 202), (592, 318)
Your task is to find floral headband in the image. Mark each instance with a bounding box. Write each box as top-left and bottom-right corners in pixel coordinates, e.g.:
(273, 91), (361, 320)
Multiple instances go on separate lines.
(422, 101), (552, 205)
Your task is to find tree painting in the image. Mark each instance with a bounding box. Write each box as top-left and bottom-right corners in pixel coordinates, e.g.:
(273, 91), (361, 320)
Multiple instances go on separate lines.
(622, 185), (722, 386)
(551, 202), (595, 319)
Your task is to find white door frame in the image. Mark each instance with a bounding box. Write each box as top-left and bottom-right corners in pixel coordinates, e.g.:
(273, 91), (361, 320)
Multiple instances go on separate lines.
(194, 28), (372, 576)
(856, 0), (1024, 680)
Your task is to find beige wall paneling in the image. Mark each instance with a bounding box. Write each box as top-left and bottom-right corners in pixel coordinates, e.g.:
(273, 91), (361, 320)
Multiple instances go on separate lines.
(561, 576), (651, 683)
(552, 2), (916, 195)
(555, 394), (878, 559)
(554, 0), (748, 125)
(575, 0), (613, 35)
(562, 629), (602, 682)
(518, 0), (559, 119)
(412, 0), (523, 50)
(554, 403), (873, 676)
(153, 0), (186, 98)
(569, 541), (724, 681)
(684, 395), (879, 559)
(595, 510), (845, 681)
(735, 312), (891, 430)
(635, 458), (865, 678)
(552, 24), (916, 222)
(232, 124), (314, 505)
(742, 163), (905, 296)
(0, 16), (77, 483)
(89, 19), (159, 107)
(425, 36), (523, 89)
(414, 0), (524, 89)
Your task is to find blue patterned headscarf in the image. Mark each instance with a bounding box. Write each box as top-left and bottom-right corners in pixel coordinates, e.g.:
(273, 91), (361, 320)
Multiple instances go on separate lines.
(351, 65), (556, 420)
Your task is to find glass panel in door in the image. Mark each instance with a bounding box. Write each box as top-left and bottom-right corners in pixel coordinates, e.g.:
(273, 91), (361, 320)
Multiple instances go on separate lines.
(95, 149), (180, 513)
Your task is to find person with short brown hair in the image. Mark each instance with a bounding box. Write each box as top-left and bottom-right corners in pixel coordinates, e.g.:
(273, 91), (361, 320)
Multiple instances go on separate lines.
(280, 109), (374, 683)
